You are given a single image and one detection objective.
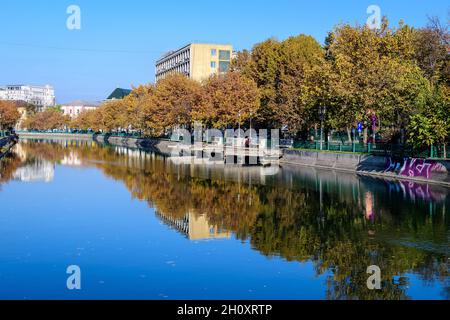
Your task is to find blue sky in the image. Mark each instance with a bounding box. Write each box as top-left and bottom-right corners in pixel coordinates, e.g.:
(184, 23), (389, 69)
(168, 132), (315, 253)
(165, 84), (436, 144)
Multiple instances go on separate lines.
(0, 0), (448, 103)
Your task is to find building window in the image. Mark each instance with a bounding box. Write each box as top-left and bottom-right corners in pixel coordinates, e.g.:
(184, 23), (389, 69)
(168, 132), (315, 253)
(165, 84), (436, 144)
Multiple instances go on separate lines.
(211, 49), (217, 56)
(211, 61), (216, 69)
(219, 50), (231, 61)
(219, 61), (230, 73)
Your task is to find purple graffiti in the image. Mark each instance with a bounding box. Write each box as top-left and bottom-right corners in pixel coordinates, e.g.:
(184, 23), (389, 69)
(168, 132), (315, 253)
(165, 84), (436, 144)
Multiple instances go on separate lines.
(400, 158), (434, 178)
(385, 158), (446, 179)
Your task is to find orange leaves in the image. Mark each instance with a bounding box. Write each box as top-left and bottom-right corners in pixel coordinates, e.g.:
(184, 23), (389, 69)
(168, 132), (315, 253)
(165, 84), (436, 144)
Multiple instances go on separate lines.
(23, 109), (70, 131)
(197, 72), (259, 129)
(0, 101), (21, 130)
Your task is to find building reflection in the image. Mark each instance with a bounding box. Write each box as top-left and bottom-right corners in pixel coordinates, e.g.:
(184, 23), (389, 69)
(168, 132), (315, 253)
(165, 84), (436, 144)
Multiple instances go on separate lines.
(12, 160), (54, 183)
(61, 152), (83, 166)
(157, 211), (230, 241)
(11, 142), (55, 182)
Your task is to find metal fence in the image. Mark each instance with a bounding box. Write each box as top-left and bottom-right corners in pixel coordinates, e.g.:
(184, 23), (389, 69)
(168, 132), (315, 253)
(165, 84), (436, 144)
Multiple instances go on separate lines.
(0, 130), (13, 137)
(293, 140), (449, 159)
(15, 130), (450, 159)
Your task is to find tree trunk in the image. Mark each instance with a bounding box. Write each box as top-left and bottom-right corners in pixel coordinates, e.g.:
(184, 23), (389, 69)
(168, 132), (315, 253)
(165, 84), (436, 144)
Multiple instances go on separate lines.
(347, 127), (352, 143)
(363, 128), (368, 144)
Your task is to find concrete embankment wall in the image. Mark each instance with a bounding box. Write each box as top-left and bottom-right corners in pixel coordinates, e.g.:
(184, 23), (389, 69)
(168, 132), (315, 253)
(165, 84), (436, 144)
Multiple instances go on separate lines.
(282, 149), (450, 186)
(281, 149), (386, 172)
(17, 132), (181, 156)
(18, 132), (94, 141)
(93, 135), (180, 156)
(0, 135), (19, 159)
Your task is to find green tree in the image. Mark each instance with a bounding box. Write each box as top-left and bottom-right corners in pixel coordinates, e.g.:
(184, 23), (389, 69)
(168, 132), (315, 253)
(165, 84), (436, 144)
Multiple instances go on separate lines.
(407, 86), (449, 152)
(275, 35), (325, 133)
(235, 39), (282, 127)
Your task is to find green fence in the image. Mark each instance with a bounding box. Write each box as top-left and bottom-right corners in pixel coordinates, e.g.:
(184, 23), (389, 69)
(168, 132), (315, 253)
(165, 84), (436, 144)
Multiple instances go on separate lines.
(0, 130), (12, 137)
(430, 145), (450, 159)
(293, 140), (449, 159)
(294, 141), (373, 154)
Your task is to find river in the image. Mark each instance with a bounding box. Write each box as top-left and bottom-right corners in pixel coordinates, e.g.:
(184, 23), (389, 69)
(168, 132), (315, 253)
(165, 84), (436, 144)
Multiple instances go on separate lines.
(0, 139), (448, 300)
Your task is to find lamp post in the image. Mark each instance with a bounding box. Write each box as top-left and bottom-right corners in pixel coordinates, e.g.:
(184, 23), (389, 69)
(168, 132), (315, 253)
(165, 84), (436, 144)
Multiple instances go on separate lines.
(249, 112), (253, 146)
(319, 106), (327, 151)
(372, 114), (377, 144)
(238, 110), (242, 147)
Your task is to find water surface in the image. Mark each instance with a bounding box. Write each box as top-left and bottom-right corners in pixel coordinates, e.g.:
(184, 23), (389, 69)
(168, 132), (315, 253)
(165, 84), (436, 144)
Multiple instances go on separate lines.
(0, 140), (448, 300)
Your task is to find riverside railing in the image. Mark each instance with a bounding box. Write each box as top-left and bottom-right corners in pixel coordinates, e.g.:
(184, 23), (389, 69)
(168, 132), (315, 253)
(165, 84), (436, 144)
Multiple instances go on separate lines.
(0, 130), (13, 137)
(293, 140), (449, 159)
(15, 130), (449, 159)
(17, 130), (144, 138)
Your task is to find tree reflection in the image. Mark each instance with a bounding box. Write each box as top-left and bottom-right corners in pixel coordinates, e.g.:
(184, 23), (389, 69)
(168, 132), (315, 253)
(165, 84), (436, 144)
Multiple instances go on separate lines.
(3, 140), (449, 300)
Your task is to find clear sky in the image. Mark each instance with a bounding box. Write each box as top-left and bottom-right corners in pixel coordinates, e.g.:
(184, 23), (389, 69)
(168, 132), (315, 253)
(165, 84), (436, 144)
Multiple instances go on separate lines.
(0, 0), (448, 103)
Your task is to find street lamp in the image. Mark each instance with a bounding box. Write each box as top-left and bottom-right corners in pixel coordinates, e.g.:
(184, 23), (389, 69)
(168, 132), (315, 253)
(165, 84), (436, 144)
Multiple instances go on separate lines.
(319, 106), (327, 151)
(249, 112), (253, 146)
(238, 110), (242, 147)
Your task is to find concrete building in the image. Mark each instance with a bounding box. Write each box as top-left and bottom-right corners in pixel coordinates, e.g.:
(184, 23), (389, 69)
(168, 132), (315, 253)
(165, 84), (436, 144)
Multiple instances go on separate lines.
(155, 43), (233, 82)
(0, 85), (55, 109)
(61, 100), (101, 118)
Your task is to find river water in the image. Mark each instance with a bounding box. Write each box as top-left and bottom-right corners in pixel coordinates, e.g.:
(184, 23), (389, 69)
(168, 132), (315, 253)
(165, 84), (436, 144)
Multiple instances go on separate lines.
(0, 139), (448, 300)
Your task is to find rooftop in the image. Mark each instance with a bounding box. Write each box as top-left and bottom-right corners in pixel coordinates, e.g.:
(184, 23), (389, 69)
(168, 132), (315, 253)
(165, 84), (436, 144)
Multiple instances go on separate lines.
(156, 43), (233, 63)
(62, 100), (101, 107)
(107, 88), (132, 100)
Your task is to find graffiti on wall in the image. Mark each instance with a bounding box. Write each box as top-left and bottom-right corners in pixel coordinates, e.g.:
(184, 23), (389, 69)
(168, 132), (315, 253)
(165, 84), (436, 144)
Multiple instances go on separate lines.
(385, 158), (446, 179)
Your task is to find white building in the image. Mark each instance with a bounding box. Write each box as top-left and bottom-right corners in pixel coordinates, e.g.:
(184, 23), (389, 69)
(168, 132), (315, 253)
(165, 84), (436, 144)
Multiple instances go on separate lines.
(0, 85), (55, 109)
(0, 87), (6, 100)
(61, 100), (101, 118)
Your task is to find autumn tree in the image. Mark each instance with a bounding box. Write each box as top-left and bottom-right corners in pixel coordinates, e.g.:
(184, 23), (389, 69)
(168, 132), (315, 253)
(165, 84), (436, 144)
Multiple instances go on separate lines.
(124, 84), (157, 135)
(325, 20), (433, 143)
(0, 101), (21, 131)
(413, 16), (450, 85)
(97, 100), (126, 132)
(233, 39), (281, 127)
(150, 74), (204, 136)
(193, 72), (260, 129)
(71, 109), (102, 131)
(23, 109), (70, 131)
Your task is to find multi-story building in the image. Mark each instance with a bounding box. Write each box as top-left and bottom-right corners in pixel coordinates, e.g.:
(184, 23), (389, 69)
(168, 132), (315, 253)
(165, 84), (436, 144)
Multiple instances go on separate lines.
(61, 100), (100, 118)
(0, 85), (55, 109)
(0, 87), (6, 100)
(155, 43), (233, 82)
